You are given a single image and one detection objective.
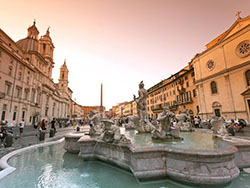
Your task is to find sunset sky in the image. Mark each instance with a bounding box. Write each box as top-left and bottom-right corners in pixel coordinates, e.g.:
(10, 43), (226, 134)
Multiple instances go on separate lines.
(1, 0), (250, 110)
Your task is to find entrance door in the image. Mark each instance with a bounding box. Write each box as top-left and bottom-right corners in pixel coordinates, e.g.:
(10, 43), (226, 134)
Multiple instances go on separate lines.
(214, 109), (221, 117)
(32, 116), (36, 126)
(1, 111), (6, 121)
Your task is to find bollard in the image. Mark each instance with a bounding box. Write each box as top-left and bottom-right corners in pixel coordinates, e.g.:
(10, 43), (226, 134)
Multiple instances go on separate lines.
(49, 129), (54, 137)
(5, 133), (13, 147)
(39, 132), (45, 141)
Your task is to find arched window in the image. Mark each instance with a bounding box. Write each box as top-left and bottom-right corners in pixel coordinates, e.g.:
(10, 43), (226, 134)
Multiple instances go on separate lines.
(246, 70), (250, 86)
(211, 81), (218, 94)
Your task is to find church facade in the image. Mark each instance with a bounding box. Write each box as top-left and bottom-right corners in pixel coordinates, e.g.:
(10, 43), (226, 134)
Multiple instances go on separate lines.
(193, 14), (250, 122)
(0, 21), (73, 126)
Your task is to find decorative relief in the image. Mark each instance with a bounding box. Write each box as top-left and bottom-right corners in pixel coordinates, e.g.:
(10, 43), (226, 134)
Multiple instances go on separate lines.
(207, 60), (215, 71)
(236, 40), (250, 58)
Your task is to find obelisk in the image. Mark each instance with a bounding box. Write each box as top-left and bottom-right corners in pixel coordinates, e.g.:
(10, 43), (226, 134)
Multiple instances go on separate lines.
(100, 83), (103, 119)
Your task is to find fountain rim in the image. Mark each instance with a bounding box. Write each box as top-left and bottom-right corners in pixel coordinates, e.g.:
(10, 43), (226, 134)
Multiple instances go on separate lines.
(0, 137), (65, 180)
(78, 136), (239, 156)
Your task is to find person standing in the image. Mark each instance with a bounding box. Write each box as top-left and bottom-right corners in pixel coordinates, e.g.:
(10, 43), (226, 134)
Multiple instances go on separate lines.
(194, 116), (200, 128)
(51, 118), (56, 133)
(19, 119), (25, 137)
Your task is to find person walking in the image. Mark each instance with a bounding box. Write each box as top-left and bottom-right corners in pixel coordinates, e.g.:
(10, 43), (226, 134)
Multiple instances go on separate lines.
(19, 119), (25, 137)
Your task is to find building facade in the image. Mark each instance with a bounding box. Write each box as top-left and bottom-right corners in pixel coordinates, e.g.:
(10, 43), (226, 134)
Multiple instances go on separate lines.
(0, 22), (73, 126)
(72, 101), (84, 119)
(82, 106), (104, 119)
(147, 64), (198, 119)
(193, 14), (250, 122)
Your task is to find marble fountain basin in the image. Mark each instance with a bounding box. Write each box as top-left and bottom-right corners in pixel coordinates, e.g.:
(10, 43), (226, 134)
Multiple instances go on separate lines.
(64, 129), (250, 186)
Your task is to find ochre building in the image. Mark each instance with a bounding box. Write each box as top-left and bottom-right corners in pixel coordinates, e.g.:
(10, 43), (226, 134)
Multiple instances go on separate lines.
(147, 63), (198, 119)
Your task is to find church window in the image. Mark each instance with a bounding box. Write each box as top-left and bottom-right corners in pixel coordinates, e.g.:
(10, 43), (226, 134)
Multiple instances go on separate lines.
(246, 70), (250, 86)
(236, 40), (250, 58)
(207, 60), (215, 70)
(211, 81), (218, 94)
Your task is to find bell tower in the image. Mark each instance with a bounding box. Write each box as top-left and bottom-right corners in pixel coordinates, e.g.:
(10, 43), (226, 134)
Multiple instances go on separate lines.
(58, 60), (69, 90)
(27, 20), (39, 39)
(38, 27), (55, 78)
(38, 27), (54, 59)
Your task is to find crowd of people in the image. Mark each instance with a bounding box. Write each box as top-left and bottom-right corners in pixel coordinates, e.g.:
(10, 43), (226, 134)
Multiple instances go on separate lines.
(0, 112), (248, 147)
(0, 118), (76, 146)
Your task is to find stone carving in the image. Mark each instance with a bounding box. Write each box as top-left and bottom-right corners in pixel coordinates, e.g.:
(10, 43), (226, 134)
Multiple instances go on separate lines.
(99, 119), (131, 144)
(133, 81), (155, 133)
(176, 109), (193, 132)
(87, 111), (103, 136)
(124, 115), (138, 130)
(211, 116), (228, 136)
(152, 107), (182, 140)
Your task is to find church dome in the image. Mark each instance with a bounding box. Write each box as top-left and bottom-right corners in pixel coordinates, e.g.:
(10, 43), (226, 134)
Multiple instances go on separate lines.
(16, 21), (39, 52)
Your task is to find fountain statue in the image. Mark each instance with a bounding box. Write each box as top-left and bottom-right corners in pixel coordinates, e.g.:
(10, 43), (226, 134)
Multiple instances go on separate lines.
(152, 106), (182, 140)
(133, 81), (155, 133)
(176, 109), (193, 132)
(124, 115), (138, 129)
(87, 110), (103, 136)
(99, 119), (131, 144)
(210, 116), (228, 137)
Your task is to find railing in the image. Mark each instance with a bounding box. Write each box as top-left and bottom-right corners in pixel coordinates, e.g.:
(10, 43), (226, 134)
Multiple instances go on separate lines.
(151, 104), (163, 111)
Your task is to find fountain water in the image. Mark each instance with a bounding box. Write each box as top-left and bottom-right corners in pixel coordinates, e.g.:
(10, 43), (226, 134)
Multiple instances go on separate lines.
(64, 81), (250, 186)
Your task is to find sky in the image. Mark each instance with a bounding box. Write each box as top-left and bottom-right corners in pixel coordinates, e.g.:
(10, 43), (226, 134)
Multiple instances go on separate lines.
(1, 0), (250, 110)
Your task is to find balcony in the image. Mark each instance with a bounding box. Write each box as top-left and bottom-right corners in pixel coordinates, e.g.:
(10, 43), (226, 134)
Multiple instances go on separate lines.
(169, 104), (178, 111)
(151, 104), (163, 112)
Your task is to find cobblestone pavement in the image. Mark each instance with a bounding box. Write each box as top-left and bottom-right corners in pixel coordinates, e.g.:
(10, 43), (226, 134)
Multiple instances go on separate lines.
(0, 125), (89, 159)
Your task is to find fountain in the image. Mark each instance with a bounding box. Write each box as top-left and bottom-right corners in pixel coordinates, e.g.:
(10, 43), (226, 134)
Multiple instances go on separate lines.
(99, 118), (131, 144)
(210, 116), (228, 137)
(176, 109), (194, 132)
(124, 115), (138, 130)
(152, 106), (182, 140)
(64, 81), (250, 187)
(133, 81), (155, 133)
(87, 110), (104, 136)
